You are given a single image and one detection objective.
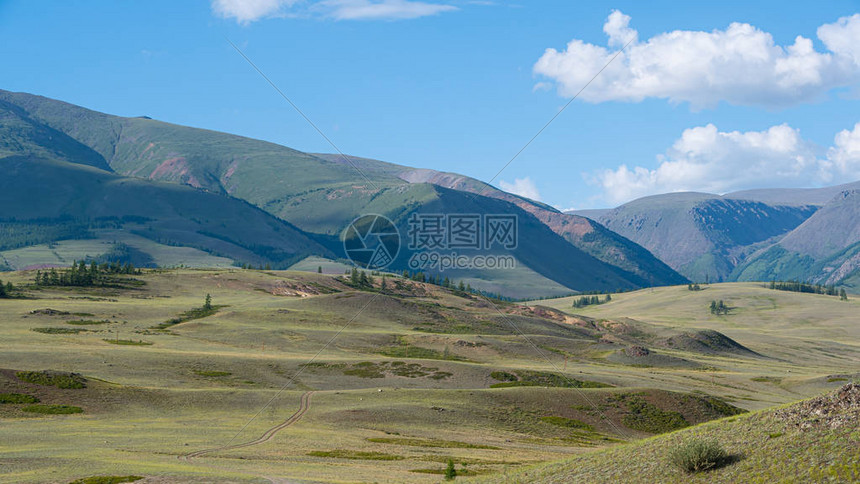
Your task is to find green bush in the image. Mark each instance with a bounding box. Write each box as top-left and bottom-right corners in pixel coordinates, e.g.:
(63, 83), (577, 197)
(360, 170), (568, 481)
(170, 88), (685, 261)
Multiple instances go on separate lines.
(16, 370), (86, 389)
(103, 339), (153, 346)
(0, 393), (40, 404)
(540, 416), (594, 430)
(669, 438), (729, 473)
(490, 371), (517, 382)
(22, 404), (83, 414)
(32, 327), (91, 334)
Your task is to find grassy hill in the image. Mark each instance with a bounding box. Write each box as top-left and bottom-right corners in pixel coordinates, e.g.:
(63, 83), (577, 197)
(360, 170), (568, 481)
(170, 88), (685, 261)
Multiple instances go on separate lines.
(476, 384), (860, 483)
(0, 269), (856, 482)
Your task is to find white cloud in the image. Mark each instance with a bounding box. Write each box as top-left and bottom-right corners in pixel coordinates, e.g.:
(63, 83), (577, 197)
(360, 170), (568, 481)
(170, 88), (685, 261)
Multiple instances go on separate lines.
(824, 122), (860, 181)
(602, 10), (637, 48)
(320, 0), (456, 20)
(211, 0), (456, 23)
(591, 124), (827, 205)
(534, 11), (860, 108)
(818, 14), (860, 65)
(499, 177), (542, 201)
(211, 0), (294, 24)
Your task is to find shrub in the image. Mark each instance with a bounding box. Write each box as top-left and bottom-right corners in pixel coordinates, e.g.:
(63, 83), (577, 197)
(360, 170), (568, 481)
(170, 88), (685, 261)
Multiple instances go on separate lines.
(669, 438), (728, 473)
(16, 371), (86, 389)
(32, 327), (91, 334)
(22, 404), (83, 414)
(103, 339), (153, 346)
(540, 416), (594, 430)
(0, 393), (40, 404)
(490, 371), (517, 382)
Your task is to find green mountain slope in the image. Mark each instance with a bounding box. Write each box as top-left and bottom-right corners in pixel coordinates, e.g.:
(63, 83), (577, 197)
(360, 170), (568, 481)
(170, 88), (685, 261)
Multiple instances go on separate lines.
(733, 190), (860, 288)
(314, 153), (687, 287)
(578, 193), (818, 282)
(0, 89), (687, 294)
(0, 155), (331, 268)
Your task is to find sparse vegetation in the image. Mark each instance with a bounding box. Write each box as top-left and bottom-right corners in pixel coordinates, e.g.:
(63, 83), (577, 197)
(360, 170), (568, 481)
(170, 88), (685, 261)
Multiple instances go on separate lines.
(103, 339), (153, 346)
(32, 327), (91, 334)
(22, 404), (83, 414)
(490, 370), (610, 389)
(367, 437), (499, 450)
(613, 393), (689, 433)
(16, 370), (86, 389)
(152, 295), (222, 329)
(307, 450), (405, 460)
(0, 392), (40, 404)
(68, 476), (143, 484)
(193, 370), (232, 377)
(540, 416), (594, 430)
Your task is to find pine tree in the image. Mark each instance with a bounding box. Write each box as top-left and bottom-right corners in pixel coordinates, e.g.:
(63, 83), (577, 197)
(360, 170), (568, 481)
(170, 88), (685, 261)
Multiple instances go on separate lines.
(204, 294), (212, 310)
(350, 267), (360, 285)
(359, 270), (369, 286)
(710, 300), (717, 314)
(317, 266), (322, 274)
(840, 288), (848, 301)
(458, 281), (466, 292)
(380, 276), (387, 291)
(444, 458), (457, 480)
(0, 279), (6, 298)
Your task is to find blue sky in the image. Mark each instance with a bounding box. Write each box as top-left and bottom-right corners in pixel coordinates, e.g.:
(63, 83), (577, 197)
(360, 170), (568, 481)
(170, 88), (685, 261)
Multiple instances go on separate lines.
(2, 0), (860, 209)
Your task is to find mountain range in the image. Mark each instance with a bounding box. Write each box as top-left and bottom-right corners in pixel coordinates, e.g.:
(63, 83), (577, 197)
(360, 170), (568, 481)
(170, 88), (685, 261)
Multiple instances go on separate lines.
(2, 89), (857, 295)
(0, 89), (685, 298)
(573, 182), (860, 290)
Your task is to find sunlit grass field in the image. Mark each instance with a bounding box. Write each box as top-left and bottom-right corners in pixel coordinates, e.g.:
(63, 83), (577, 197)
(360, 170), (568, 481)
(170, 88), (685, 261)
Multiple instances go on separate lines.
(0, 269), (856, 483)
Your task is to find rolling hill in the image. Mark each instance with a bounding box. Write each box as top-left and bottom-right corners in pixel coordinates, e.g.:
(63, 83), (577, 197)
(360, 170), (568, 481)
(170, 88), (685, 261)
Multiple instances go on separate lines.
(0, 89), (687, 296)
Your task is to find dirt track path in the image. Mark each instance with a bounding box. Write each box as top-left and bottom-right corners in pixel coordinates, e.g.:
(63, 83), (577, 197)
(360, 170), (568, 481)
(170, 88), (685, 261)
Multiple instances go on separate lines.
(183, 390), (315, 460)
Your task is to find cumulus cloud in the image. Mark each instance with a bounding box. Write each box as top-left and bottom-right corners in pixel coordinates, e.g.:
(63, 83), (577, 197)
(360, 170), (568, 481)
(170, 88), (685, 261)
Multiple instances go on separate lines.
(212, 0), (456, 23)
(499, 177), (542, 201)
(589, 123), (860, 205)
(211, 0), (294, 24)
(534, 11), (860, 108)
(824, 122), (860, 181)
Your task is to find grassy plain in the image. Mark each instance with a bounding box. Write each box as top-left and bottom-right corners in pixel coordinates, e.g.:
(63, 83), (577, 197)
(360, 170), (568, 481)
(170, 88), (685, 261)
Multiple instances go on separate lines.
(0, 271), (856, 483)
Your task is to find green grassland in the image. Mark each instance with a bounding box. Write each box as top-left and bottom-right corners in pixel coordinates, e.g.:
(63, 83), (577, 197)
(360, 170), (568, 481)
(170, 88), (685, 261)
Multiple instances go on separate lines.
(0, 271), (856, 483)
